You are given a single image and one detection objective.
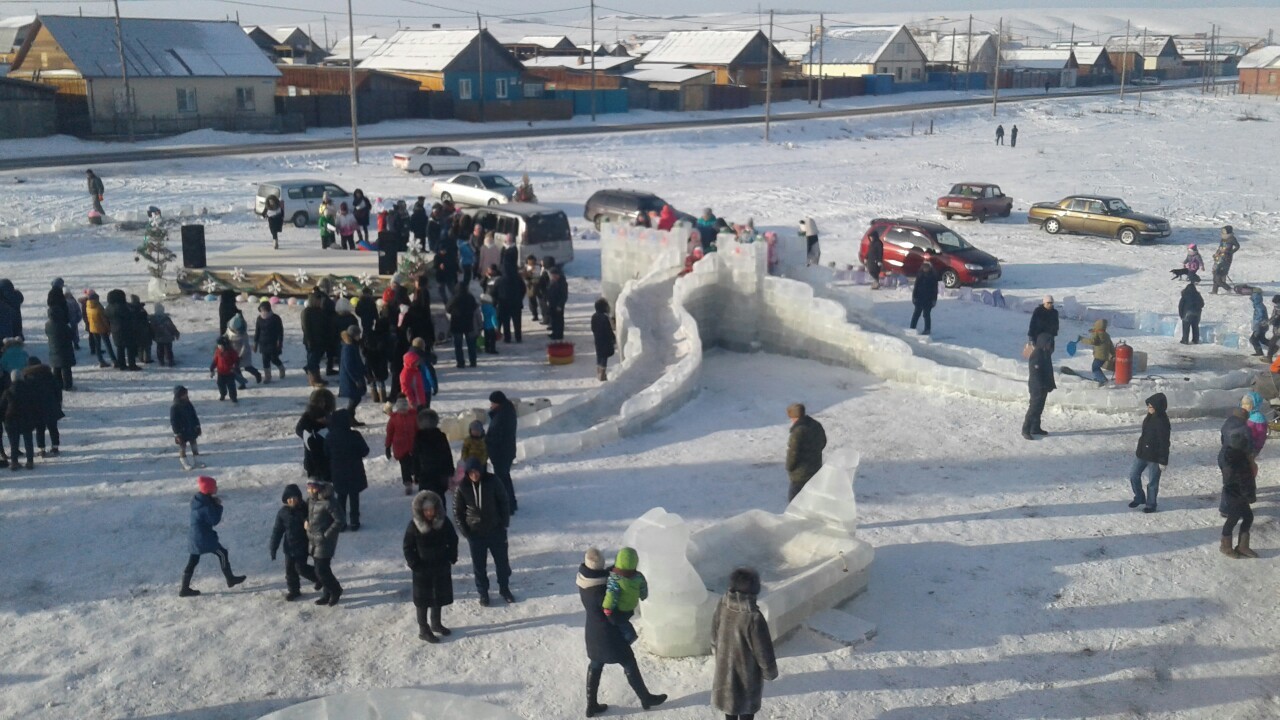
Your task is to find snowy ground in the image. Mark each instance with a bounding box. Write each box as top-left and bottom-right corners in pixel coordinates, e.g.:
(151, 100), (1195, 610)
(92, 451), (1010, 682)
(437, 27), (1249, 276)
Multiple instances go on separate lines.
(2, 88), (1280, 719)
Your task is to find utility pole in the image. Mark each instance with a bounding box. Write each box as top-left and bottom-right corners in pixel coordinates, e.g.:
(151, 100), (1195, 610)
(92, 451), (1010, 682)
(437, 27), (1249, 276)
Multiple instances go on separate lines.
(817, 13), (824, 108)
(1119, 20), (1129, 101)
(964, 14), (972, 91)
(111, 0), (134, 142)
(590, 0), (597, 121)
(476, 12), (485, 123)
(807, 23), (813, 103)
(764, 9), (774, 142)
(949, 27), (956, 90)
(347, 0), (360, 164)
(992, 18), (1001, 116)
(1138, 26), (1147, 107)
(323, 16), (329, 52)
(1069, 22), (1074, 47)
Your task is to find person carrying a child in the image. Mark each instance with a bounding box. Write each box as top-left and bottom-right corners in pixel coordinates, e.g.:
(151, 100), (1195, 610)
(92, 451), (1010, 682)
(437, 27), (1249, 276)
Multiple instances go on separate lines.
(601, 546), (648, 645)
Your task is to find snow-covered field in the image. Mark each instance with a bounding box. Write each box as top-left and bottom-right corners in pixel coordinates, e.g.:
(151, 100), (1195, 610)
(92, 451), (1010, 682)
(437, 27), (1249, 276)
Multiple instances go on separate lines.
(2, 88), (1280, 719)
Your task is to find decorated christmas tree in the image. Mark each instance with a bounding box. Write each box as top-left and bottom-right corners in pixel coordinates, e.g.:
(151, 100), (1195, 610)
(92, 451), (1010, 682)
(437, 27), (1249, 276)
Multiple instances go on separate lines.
(134, 212), (177, 280)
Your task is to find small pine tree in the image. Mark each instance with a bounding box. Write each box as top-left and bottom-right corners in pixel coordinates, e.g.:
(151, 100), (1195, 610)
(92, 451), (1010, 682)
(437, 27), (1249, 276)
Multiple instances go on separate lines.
(134, 214), (177, 280)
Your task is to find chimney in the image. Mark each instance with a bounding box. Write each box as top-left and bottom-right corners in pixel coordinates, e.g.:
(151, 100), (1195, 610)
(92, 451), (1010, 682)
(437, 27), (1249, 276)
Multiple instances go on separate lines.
(432, 23), (441, 29)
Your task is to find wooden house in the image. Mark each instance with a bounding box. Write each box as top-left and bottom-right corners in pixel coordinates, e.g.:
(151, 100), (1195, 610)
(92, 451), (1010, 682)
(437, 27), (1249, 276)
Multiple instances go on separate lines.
(640, 30), (787, 87)
(802, 25), (927, 82)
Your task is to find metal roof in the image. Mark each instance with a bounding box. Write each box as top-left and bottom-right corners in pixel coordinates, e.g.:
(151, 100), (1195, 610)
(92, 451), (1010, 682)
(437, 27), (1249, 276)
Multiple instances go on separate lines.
(0, 15), (34, 50)
(1104, 35), (1176, 56)
(517, 35), (575, 49)
(624, 66), (714, 84)
(803, 26), (900, 65)
(774, 39), (814, 62)
(523, 55), (635, 71)
(329, 35), (386, 62)
(30, 16), (280, 78)
(1003, 49), (1076, 68)
(359, 29), (480, 72)
(1239, 46), (1280, 69)
(1067, 45), (1108, 65)
(913, 32), (992, 64)
(641, 30), (760, 66)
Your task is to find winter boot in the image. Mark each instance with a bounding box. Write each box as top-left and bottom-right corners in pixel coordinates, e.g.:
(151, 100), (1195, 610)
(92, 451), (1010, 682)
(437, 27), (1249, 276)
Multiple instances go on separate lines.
(278, 365), (285, 379)
(180, 455), (193, 471)
(623, 662), (666, 710)
(24, 458), (33, 470)
(586, 665), (608, 718)
(48, 447), (59, 457)
(219, 550), (247, 588)
(429, 606), (452, 636)
(1220, 536), (1241, 558)
(500, 587), (516, 604)
(263, 367), (273, 384)
(9, 458), (19, 471)
(370, 383), (382, 403)
(1236, 531), (1259, 558)
(179, 572), (200, 597)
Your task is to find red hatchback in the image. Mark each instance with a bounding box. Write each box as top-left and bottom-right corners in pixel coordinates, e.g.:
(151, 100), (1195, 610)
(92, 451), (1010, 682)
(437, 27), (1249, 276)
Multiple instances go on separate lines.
(858, 218), (1002, 288)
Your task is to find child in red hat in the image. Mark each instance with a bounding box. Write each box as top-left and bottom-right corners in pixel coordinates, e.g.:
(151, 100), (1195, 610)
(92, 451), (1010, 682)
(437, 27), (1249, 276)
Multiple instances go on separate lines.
(180, 475), (246, 597)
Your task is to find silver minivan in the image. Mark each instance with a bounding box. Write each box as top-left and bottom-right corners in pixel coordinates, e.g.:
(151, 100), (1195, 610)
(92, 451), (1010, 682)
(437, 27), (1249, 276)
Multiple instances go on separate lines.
(255, 180), (351, 228)
(461, 203), (574, 267)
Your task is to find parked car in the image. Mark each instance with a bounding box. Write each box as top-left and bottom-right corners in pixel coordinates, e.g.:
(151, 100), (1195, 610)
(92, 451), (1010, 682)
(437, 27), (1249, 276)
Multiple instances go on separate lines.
(430, 172), (516, 207)
(392, 146), (483, 176)
(1132, 76), (1161, 86)
(583, 189), (693, 229)
(255, 180), (350, 228)
(936, 182), (1013, 222)
(858, 218), (1001, 288)
(460, 203), (574, 266)
(1026, 195), (1171, 245)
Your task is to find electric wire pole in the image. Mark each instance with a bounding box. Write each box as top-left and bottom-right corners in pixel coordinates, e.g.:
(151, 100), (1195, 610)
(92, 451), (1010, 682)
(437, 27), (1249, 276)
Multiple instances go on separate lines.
(476, 12), (485, 123)
(817, 13), (824, 107)
(992, 18), (1001, 116)
(764, 9), (773, 142)
(111, 0), (134, 141)
(347, 0), (360, 163)
(590, 0), (597, 121)
(1120, 20), (1130, 101)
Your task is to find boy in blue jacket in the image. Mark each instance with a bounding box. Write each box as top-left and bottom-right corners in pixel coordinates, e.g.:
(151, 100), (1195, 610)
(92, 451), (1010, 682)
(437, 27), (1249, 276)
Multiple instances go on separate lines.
(480, 294), (499, 355)
(269, 483), (319, 600)
(170, 385), (203, 470)
(180, 475), (246, 597)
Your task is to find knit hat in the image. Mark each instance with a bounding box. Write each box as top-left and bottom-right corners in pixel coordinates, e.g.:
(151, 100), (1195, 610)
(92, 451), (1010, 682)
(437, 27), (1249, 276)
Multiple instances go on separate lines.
(584, 547), (605, 571)
(282, 483), (303, 503)
(464, 458), (483, 475)
(1043, 295), (1054, 304)
(51, 278), (64, 289)
(489, 390), (508, 404)
(173, 384), (188, 399)
(614, 547), (639, 572)
(1188, 243), (1197, 250)
(1223, 225), (1233, 234)
(197, 476), (217, 495)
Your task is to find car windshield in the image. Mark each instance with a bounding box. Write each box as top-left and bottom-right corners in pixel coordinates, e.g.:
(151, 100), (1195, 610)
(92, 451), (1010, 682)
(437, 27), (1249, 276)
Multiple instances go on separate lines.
(1106, 199), (1131, 213)
(934, 230), (972, 252)
(411, 146), (426, 153)
(480, 175), (513, 189)
(525, 211), (571, 244)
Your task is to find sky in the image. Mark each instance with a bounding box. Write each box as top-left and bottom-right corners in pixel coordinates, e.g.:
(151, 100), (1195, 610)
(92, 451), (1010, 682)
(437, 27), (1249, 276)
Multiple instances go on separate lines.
(1, 1), (1272, 42)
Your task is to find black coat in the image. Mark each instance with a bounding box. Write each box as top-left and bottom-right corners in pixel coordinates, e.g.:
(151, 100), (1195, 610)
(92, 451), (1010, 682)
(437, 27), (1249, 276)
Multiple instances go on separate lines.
(409, 205), (428, 238)
(218, 291), (238, 336)
(578, 564), (636, 666)
(44, 317), (75, 369)
(912, 267), (939, 308)
(363, 313), (391, 382)
(1028, 335), (1056, 394)
(547, 275), (569, 311)
(495, 258), (526, 311)
(325, 409), (369, 494)
(453, 473), (510, 538)
(446, 291), (478, 334)
(0, 280), (23, 339)
(355, 296), (377, 338)
(104, 292), (131, 345)
(294, 412), (329, 481)
(170, 399), (201, 441)
(486, 399), (518, 464)
(301, 305), (328, 351)
(1028, 305), (1060, 341)
(47, 287), (69, 326)
(254, 313), (284, 354)
(404, 492), (458, 608)
(414, 427), (455, 494)
(1178, 285), (1204, 318)
(269, 504), (309, 559)
(128, 302), (153, 346)
(591, 311), (616, 358)
(866, 238), (884, 267)
(1136, 393), (1171, 465)
(402, 301), (436, 347)
(0, 377), (38, 431)
(21, 364), (62, 426)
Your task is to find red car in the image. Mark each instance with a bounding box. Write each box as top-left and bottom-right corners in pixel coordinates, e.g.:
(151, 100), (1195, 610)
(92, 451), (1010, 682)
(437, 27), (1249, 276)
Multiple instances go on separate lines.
(937, 182), (1013, 222)
(859, 218), (1002, 288)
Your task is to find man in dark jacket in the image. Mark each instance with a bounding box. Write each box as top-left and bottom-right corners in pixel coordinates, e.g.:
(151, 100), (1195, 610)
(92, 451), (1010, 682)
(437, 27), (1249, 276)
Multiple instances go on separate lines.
(254, 301), (286, 382)
(454, 458), (514, 606)
(446, 285), (479, 369)
(1023, 332), (1056, 440)
(409, 197), (429, 250)
(910, 254), (939, 335)
(496, 254), (526, 344)
(865, 231), (884, 289)
(325, 408), (369, 531)
(1128, 393), (1170, 513)
(547, 265), (569, 341)
(354, 287), (378, 339)
(1027, 296), (1059, 349)
(320, 288), (340, 376)
(104, 289), (137, 370)
(87, 169), (105, 214)
(300, 293), (328, 387)
(44, 309), (75, 390)
(486, 390), (519, 513)
(1178, 282), (1204, 345)
(0, 279), (20, 339)
(414, 408), (454, 507)
(269, 483), (319, 600)
(23, 358), (63, 458)
(785, 403), (827, 501)
(402, 289), (436, 350)
(578, 547), (667, 716)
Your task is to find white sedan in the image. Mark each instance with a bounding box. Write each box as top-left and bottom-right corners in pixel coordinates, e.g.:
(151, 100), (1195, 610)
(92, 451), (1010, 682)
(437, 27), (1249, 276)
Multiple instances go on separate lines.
(431, 172), (516, 207)
(392, 146), (483, 176)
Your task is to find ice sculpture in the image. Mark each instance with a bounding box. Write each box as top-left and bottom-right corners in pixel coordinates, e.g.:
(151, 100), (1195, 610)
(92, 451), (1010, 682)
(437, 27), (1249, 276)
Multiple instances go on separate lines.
(620, 451), (874, 658)
(257, 688), (522, 720)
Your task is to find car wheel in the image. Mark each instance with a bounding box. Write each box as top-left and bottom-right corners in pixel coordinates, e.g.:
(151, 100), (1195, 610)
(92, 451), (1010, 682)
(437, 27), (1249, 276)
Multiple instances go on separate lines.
(1001, 205), (1012, 217)
(467, 162), (480, 172)
(942, 269), (960, 289)
(488, 198), (500, 206)
(1118, 227), (1138, 245)
(418, 163), (433, 176)
(439, 192), (452, 204)
(978, 210), (988, 224)
(292, 212), (309, 228)
(1043, 218), (1061, 234)
(942, 212), (953, 220)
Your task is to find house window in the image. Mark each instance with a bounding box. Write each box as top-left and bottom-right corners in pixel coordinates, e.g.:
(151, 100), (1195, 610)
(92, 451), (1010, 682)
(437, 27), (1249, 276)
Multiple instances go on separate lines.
(176, 88), (197, 113)
(523, 83), (543, 98)
(878, 66), (888, 74)
(911, 68), (921, 80)
(895, 67), (903, 80)
(495, 78), (508, 99)
(1270, 72), (1277, 85)
(458, 78), (473, 100)
(236, 87), (256, 111)
(895, 42), (905, 56)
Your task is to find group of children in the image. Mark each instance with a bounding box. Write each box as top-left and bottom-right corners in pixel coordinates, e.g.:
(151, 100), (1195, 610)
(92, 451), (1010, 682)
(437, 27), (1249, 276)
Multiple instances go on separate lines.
(0, 337), (65, 470)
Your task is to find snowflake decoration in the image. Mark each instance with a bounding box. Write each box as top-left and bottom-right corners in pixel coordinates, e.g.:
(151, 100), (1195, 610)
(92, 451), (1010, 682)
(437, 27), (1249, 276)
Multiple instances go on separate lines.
(201, 278), (220, 294)
(175, 268), (190, 281)
(336, 283), (351, 299)
(231, 267), (247, 283)
(267, 280), (284, 296)
(357, 272), (374, 288)
(295, 268), (310, 286)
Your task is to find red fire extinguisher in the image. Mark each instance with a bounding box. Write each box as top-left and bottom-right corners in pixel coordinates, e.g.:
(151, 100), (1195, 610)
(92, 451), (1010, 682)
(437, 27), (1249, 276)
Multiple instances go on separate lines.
(1114, 342), (1133, 386)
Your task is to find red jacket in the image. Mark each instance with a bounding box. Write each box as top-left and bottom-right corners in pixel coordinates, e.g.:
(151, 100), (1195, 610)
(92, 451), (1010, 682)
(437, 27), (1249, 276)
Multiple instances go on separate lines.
(385, 410), (417, 460)
(399, 350), (426, 408)
(657, 205), (676, 231)
(212, 346), (239, 375)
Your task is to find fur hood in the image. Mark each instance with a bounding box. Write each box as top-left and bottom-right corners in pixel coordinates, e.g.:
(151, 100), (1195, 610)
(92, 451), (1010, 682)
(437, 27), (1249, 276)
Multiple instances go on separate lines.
(411, 490), (445, 532)
(307, 480), (334, 499)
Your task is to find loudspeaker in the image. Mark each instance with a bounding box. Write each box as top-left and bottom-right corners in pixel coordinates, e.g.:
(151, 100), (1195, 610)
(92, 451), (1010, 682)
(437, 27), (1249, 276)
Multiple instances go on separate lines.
(180, 224), (206, 269)
(378, 250), (398, 276)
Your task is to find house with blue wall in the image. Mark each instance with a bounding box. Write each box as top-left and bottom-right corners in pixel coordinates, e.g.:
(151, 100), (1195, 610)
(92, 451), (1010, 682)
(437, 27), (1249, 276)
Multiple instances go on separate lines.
(359, 28), (524, 103)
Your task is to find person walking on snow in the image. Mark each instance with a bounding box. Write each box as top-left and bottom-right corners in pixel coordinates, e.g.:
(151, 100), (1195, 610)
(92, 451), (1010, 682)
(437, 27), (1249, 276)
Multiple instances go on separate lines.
(386, 397), (419, 495)
(1028, 296), (1059, 350)
(995, 124), (1005, 145)
(269, 483), (319, 601)
(487, 391), (519, 513)
(712, 566), (778, 720)
(1267, 295), (1280, 361)
(403, 490), (458, 643)
(261, 195), (284, 249)
(170, 385), (203, 470)
(209, 336), (240, 403)
(1076, 318), (1115, 386)
(1128, 393), (1169, 513)
(1010, 124), (1019, 147)
(325, 408), (369, 532)
(1248, 288), (1268, 356)
(454, 458), (515, 606)
(865, 230), (884, 289)
(547, 266), (569, 341)
(799, 217), (820, 266)
(910, 252), (939, 335)
(1218, 426), (1258, 558)
(1179, 281), (1204, 344)
(150, 303), (181, 367)
(785, 403), (827, 501)
(86, 169), (105, 216)
(1211, 225), (1240, 295)
(306, 479), (346, 605)
(179, 476), (246, 597)
(1023, 333), (1056, 440)
(253, 301), (284, 382)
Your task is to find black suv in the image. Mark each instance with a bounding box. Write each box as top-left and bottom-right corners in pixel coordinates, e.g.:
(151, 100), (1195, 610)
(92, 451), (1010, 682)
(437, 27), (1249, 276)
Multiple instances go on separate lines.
(583, 189), (691, 229)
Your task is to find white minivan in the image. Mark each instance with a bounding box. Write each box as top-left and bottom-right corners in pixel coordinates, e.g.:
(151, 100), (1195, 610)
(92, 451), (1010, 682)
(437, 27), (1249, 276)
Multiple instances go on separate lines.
(255, 180), (351, 228)
(461, 203), (574, 267)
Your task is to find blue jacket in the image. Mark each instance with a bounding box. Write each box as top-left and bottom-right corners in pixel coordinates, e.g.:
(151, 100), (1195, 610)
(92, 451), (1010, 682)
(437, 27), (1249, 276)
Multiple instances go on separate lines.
(338, 342), (366, 399)
(419, 355), (439, 395)
(188, 493), (223, 555)
(170, 399), (201, 441)
(457, 238), (476, 267)
(1252, 293), (1267, 330)
(481, 302), (499, 331)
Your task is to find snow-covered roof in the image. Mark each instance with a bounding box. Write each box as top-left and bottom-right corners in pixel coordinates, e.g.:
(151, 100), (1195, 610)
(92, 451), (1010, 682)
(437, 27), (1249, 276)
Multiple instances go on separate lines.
(523, 55), (635, 71)
(577, 43), (607, 54)
(359, 29), (478, 72)
(633, 37), (664, 56)
(914, 33), (991, 64)
(1104, 35), (1175, 57)
(641, 30), (759, 66)
(1003, 48), (1075, 68)
(804, 25), (899, 65)
(329, 35), (386, 62)
(624, 66), (714, 84)
(517, 35), (575, 50)
(1239, 46), (1280, 69)
(0, 14), (35, 49)
(28, 16), (280, 78)
(1174, 37), (1251, 57)
(1067, 45), (1107, 65)
(774, 39), (814, 62)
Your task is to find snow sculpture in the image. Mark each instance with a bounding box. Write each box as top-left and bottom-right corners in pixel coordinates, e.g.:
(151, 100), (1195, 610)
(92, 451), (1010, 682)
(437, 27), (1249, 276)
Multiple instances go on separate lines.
(621, 451), (874, 658)
(257, 688), (522, 720)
